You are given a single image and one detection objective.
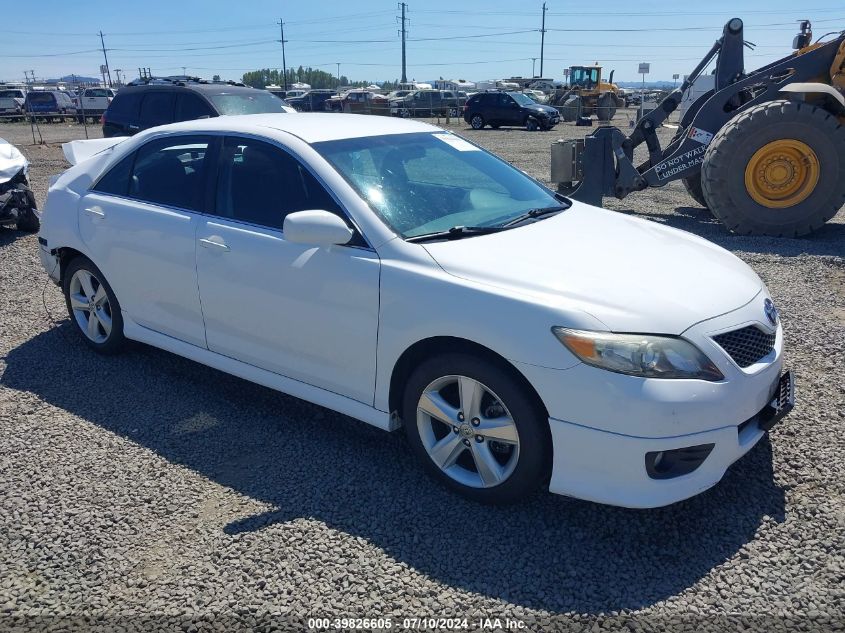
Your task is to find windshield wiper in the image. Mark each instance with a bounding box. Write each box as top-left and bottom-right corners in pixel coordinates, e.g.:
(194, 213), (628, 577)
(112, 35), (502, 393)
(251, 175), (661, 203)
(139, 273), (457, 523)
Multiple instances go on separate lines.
(405, 225), (509, 243)
(501, 205), (567, 228)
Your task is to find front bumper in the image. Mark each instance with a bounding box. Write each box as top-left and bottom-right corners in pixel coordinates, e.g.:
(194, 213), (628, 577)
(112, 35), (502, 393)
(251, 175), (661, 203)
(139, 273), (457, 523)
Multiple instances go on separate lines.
(545, 370), (793, 508)
(510, 291), (794, 507)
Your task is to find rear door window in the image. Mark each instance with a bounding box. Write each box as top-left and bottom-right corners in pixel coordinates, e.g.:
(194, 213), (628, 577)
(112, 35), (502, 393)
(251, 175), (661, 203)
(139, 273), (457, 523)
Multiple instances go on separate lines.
(175, 93), (214, 121)
(127, 135), (212, 210)
(106, 93), (141, 118)
(139, 92), (175, 128)
(92, 152), (135, 197)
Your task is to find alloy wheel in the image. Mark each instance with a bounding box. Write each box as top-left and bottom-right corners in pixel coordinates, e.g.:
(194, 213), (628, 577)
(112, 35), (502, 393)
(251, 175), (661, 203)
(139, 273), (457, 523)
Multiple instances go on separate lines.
(68, 269), (113, 344)
(416, 375), (520, 488)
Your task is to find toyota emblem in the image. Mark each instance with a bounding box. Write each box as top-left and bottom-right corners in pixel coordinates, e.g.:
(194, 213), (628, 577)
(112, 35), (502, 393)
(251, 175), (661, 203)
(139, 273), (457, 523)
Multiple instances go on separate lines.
(764, 298), (778, 326)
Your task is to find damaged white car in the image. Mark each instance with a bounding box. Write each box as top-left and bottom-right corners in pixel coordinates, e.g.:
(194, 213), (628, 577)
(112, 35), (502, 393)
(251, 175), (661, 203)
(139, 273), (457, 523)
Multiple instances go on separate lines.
(0, 138), (39, 232)
(38, 114), (793, 507)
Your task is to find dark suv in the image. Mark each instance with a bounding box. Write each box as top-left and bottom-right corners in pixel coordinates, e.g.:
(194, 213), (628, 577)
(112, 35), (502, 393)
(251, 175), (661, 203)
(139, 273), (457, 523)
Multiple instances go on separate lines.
(285, 89), (337, 112)
(463, 91), (560, 131)
(102, 79), (292, 137)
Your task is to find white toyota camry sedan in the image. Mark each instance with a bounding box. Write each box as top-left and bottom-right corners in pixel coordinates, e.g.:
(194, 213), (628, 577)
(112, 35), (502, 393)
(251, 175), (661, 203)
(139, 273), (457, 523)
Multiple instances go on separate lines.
(38, 113), (794, 507)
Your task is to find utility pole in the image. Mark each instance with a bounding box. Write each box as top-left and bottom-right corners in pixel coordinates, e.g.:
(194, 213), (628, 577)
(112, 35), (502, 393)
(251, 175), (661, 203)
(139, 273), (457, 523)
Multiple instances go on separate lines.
(531, 57), (537, 77)
(336, 63), (341, 88)
(539, 2), (547, 78)
(278, 19), (288, 90)
(398, 2), (408, 84)
(114, 69), (122, 86)
(182, 66), (187, 77)
(98, 30), (113, 87)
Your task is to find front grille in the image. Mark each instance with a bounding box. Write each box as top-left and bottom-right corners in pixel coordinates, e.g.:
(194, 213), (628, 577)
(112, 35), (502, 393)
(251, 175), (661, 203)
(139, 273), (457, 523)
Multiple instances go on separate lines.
(712, 325), (776, 368)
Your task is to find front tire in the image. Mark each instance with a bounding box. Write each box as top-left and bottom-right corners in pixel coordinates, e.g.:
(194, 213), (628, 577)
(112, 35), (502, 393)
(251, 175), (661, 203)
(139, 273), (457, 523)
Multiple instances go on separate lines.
(596, 93), (617, 121)
(526, 117), (539, 131)
(701, 100), (845, 236)
(63, 257), (126, 354)
(402, 353), (549, 504)
(560, 95), (581, 122)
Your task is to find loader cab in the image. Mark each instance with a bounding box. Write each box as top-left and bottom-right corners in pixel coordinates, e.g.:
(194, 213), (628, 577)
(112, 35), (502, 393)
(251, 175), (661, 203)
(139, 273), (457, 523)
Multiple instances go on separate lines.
(569, 66), (601, 90)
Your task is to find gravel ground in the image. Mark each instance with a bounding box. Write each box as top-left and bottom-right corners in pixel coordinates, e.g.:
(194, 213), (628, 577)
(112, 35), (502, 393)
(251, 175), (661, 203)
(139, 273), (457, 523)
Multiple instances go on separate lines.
(0, 114), (843, 632)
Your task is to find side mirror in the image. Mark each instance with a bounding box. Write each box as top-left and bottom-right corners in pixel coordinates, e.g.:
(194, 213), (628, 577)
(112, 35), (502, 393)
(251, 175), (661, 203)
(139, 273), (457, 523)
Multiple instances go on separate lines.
(283, 210), (354, 247)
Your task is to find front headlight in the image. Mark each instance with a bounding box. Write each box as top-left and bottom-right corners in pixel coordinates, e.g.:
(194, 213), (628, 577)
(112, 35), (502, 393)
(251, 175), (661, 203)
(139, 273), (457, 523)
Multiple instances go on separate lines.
(552, 328), (723, 381)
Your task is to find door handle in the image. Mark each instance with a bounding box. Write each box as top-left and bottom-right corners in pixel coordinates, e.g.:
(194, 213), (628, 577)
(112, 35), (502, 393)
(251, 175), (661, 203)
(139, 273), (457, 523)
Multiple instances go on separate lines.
(84, 207), (105, 218)
(198, 237), (230, 252)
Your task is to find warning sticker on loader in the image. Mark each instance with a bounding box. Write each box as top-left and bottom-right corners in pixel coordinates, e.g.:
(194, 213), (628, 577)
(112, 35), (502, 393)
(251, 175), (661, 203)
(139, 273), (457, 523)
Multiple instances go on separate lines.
(654, 144), (708, 181)
(687, 126), (714, 145)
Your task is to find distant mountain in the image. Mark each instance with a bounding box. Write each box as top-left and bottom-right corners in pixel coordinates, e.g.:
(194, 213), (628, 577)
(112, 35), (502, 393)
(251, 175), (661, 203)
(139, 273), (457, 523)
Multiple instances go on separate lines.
(50, 75), (101, 84)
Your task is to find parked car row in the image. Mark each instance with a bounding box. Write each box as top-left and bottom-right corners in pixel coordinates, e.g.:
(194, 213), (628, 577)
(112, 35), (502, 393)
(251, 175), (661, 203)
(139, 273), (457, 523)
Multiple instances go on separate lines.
(0, 86), (116, 123)
(275, 86), (561, 132)
(3, 80), (565, 133)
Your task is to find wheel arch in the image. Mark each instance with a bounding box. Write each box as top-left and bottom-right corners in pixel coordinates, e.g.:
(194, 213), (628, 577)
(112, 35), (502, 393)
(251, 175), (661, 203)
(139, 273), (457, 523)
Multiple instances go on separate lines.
(779, 82), (845, 115)
(55, 246), (87, 286)
(388, 335), (549, 424)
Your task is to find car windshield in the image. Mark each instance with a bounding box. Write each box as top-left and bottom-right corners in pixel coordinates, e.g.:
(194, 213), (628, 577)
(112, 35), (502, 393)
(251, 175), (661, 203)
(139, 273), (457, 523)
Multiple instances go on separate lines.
(0, 90), (23, 98)
(206, 91), (291, 115)
(315, 132), (561, 238)
(86, 89), (110, 97)
(508, 92), (534, 106)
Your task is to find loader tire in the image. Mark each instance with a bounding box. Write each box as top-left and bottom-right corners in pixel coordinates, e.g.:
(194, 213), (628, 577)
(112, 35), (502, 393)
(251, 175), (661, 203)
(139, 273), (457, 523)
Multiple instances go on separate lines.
(681, 174), (709, 208)
(701, 100), (845, 237)
(560, 96), (581, 122)
(596, 93), (616, 122)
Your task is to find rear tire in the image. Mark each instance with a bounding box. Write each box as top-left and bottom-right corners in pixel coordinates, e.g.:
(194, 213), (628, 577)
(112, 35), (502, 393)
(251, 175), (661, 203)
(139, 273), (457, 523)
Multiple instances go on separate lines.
(526, 117), (539, 131)
(681, 174), (709, 209)
(62, 257), (126, 354)
(470, 114), (485, 130)
(402, 353), (549, 505)
(701, 100), (845, 236)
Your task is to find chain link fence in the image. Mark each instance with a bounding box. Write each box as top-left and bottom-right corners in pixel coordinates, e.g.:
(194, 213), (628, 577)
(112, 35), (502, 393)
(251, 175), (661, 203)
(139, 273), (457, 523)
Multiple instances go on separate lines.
(0, 87), (646, 148)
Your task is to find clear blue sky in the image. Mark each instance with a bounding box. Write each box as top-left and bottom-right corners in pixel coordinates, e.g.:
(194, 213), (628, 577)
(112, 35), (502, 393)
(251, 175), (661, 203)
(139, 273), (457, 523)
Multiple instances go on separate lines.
(3, 0), (843, 84)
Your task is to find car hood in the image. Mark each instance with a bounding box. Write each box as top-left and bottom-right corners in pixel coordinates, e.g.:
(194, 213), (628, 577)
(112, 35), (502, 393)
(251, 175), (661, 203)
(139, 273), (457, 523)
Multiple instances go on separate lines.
(420, 202), (763, 334)
(524, 103), (558, 116)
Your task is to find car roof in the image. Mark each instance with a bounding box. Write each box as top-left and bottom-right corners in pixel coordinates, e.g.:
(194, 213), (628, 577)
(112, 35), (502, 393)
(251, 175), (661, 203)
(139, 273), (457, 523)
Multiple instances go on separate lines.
(140, 112), (440, 144)
(116, 83), (266, 96)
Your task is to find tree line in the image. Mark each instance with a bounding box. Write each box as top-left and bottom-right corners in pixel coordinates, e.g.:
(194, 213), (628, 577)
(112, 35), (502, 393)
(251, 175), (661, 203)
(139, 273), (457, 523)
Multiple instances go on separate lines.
(241, 66), (402, 90)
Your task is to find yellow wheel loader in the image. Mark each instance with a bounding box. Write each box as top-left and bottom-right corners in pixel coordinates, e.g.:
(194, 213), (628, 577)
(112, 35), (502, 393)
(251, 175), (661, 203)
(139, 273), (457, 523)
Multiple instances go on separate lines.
(555, 65), (625, 122)
(552, 19), (845, 237)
